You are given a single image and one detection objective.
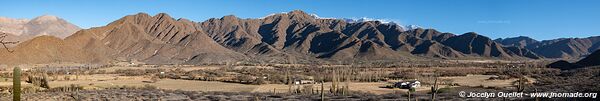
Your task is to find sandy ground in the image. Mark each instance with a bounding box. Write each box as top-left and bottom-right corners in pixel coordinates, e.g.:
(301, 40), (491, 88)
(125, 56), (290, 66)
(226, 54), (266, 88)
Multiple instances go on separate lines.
(0, 81), (33, 87)
(46, 76), (258, 92)
(151, 79), (259, 92)
(441, 75), (517, 87)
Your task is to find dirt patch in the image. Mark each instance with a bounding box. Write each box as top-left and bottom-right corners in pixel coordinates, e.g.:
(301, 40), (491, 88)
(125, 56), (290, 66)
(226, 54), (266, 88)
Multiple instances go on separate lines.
(441, 74), (524, 87)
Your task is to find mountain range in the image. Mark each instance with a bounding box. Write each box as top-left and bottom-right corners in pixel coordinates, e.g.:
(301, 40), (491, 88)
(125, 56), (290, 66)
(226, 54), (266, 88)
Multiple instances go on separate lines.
(0, 15), (81, 44)
(547, 49), (600, 70)
(495, 35), (600, 59)
(0, 10), (598, 65)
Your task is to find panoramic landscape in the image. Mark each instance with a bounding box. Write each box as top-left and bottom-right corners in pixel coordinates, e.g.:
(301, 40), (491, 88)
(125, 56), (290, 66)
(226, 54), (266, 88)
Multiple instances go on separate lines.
(0, 0), (599, 100)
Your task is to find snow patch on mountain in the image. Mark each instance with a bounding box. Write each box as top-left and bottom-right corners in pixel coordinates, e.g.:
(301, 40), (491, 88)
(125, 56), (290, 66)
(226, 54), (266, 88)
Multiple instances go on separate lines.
(403, 25), (421, 31)
(342, 17), (396, 24)
(343, 17), (421, 31)
(260, 13), (422, 31)
(309, 14), (336, 19)
(260, 12), (288, 19)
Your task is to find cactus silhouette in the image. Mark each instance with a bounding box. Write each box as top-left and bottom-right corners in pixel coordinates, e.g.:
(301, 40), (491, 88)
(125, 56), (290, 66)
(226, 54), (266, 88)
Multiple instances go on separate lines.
(13, 67), (21, 101)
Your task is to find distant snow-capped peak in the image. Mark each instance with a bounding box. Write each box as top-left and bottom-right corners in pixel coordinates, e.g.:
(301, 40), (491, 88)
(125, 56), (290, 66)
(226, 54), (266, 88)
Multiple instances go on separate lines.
(342, 17), (395, 24)
(309, 14), (336, 19)
(260, 12), (336, 19)
(260, 12), (422, 31)
(402, 25), (421, 30)
(260, 12), (287, 19)
(342, 17), (421, 31)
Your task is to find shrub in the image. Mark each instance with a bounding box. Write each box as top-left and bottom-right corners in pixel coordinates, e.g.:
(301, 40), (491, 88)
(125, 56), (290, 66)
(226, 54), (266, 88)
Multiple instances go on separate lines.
(26, 74), (50, 89)
(436, 87), (453, 93)
(253, 77), (267, 85)
(46, 84), (84, 92)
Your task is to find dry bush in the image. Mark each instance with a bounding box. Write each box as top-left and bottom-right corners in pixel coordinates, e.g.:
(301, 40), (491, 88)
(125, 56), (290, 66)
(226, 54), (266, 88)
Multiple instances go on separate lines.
(115, 68), (164, 76)
(26, 74), (50, 89)
(46, 84), (84, 92)
(388, 70), (418, 79)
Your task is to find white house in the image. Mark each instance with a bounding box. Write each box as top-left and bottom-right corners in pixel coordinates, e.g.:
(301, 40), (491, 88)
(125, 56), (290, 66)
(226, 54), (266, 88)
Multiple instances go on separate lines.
(394, 80), (421, 89)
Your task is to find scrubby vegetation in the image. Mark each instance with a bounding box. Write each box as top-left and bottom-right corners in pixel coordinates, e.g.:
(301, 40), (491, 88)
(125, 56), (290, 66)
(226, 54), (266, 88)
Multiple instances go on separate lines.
(0, 88), (527, 101)
(531, 66), (600, 93)
(0, 60), (594, 100)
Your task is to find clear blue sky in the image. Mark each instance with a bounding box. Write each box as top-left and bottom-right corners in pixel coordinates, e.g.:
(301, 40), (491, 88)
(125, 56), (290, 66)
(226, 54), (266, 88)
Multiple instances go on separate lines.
(1, 0), (599, 40)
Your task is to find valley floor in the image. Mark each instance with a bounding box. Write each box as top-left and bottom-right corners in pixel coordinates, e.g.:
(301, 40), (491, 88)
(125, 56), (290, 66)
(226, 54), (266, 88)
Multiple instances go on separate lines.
(0, 61), (596, 100)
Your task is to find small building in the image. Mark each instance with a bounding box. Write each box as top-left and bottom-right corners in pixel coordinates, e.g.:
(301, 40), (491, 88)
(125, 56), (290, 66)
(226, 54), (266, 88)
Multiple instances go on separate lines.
(292, 76), (315, 85)
(293, 79), (315, 85)
(299, 80), (314, 84)
(394, 80), (421, 89)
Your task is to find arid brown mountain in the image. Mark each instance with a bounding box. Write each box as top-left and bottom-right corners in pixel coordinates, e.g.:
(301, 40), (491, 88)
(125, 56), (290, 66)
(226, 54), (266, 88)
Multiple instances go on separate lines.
(442, 32), (519, 58)
(200, 10), (419, 62)
(496, 36), (600, 59)
(547, 50), (600, 70)
(574, 49), (600, 67)
(494, 36), (539, 48)
(0, 10), (550, 64)
(0, 32), (21, 47)
(0, 17), (29, 36)
(63, 13), (246, 64)
(0, 36), (102, 64)
(0, 15), (81, 43)
(532, 36), (600, 59)
(201, 10), (540, 60)
(21, 15), (81, 39)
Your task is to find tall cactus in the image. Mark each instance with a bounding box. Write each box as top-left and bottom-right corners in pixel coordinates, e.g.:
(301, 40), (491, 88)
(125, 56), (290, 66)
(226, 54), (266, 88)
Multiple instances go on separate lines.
(321, 81), (325, 101)
(431, 76), (439, 101)
(517, 76), (526, 92)
(286, 69), (292, 93)
(331, 69), (337, 94)
(407, 90), (411, 101)
(342, 67), (350, 96)
(13, 67), (21, 101)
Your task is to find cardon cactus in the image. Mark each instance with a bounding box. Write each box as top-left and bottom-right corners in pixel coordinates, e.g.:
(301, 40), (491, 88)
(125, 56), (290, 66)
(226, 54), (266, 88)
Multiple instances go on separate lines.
(13, 67), (21, 101)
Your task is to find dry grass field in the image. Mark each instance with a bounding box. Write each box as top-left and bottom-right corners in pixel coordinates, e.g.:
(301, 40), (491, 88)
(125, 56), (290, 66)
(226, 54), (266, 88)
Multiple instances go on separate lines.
(0, 72), (526, 95)
(0, 62), (554, 101)
(0, 73), (520, 95)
